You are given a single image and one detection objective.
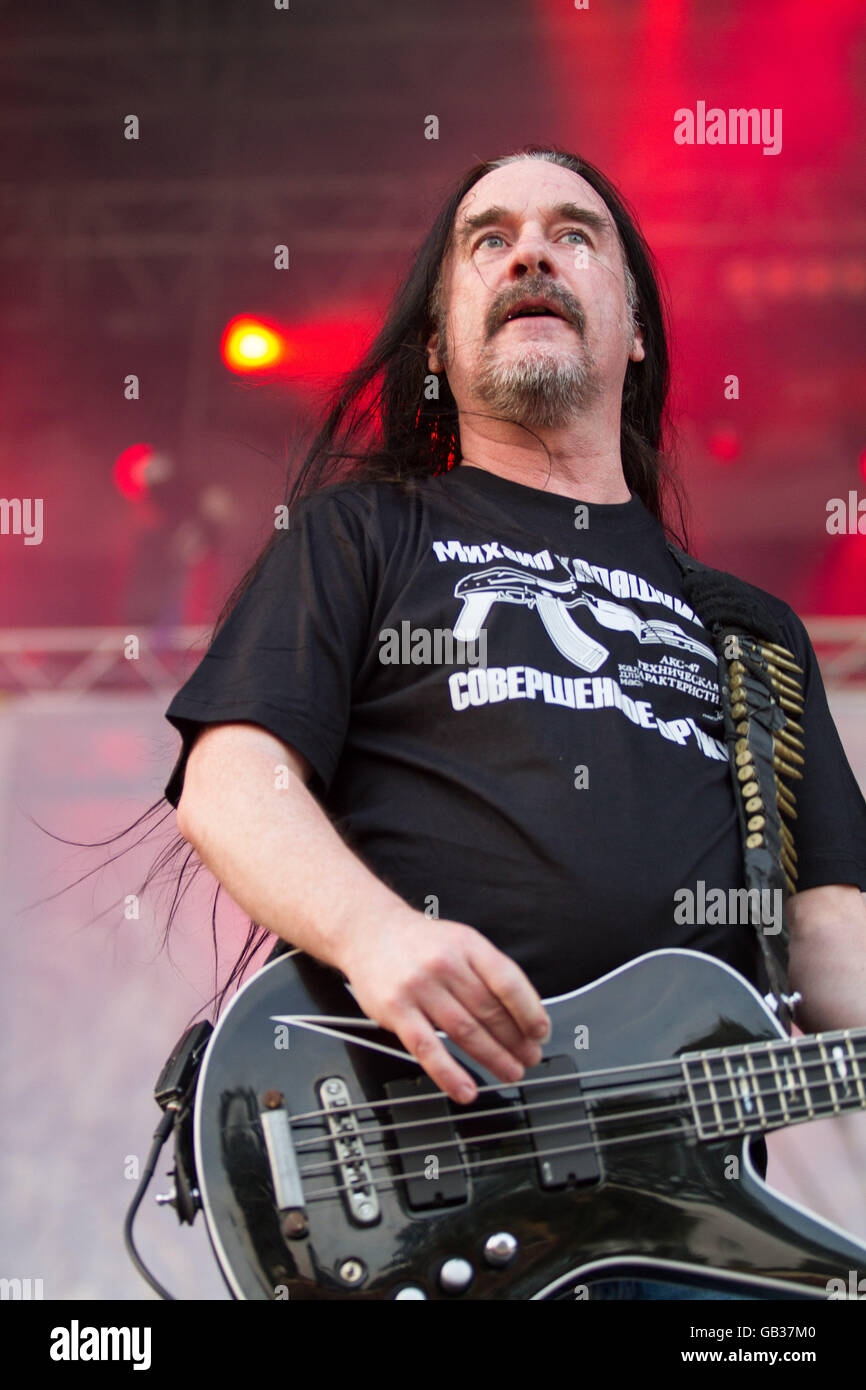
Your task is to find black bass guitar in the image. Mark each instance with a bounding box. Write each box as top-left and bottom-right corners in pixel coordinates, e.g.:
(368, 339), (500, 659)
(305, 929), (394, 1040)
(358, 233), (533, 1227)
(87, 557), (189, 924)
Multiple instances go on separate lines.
(189, 947), (866, 1299)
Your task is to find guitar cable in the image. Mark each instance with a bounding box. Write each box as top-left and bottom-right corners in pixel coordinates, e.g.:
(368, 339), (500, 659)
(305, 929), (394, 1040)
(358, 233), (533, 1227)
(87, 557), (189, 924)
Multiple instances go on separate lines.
(123, 1107), (178, 1301)
(123, 1019), (214, 1300)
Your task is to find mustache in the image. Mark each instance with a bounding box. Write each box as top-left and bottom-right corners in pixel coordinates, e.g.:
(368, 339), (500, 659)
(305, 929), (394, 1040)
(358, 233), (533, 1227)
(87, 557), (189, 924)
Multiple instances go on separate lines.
(489, 282), (585, 336)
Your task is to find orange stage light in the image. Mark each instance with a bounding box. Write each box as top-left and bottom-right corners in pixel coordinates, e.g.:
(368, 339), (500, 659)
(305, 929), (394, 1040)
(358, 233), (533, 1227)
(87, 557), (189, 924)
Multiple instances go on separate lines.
(221, 316), (286, 372)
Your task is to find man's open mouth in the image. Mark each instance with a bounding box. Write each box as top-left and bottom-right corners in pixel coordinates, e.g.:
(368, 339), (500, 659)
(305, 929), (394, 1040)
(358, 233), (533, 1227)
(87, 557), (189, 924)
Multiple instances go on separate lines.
(500, 296), (575, 328)
(503, 304), (566, 322)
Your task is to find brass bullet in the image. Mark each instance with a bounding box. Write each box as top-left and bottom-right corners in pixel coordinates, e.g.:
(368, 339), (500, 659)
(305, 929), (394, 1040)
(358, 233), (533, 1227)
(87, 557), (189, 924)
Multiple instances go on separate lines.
(732, 702), (747, 719)
(738, 763), (757, 782)
(767, 665), (804, 695)
(781, 713), (804, 735)
(735, 750), (753, 767)
(745, 795), (764, 813)
(772, 737), (804, 766)
(742, 780), (759, 797)
(735, 737), (750, 755)
(785, 871), (797, 895)
(747, 815), (766, 832)
(746, 832), (764, 849)
(774, 725), (805, 751)
(773, 755), (804, 781)
(759, 642), (804, 673)
(778, 695), (805, 716)
(735, 721), (750, 736)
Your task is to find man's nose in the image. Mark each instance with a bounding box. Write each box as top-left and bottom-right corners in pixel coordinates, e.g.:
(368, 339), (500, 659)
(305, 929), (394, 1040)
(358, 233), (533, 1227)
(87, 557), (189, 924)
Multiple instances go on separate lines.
(509, 235), (555, 277)
(500, 222), (555, 274)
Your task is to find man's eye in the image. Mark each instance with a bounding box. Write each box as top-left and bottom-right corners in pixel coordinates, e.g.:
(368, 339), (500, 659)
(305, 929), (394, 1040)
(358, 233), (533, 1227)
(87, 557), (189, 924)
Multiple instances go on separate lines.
(476, 229), (591, 250)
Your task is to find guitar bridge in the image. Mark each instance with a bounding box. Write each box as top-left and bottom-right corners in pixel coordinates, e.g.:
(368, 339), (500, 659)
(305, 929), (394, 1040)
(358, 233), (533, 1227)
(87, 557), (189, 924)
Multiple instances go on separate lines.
(319, 1077), (380, 1226)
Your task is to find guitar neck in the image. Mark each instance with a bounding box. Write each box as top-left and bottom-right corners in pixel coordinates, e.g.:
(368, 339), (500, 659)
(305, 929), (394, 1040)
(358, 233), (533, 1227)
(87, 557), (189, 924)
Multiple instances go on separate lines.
(682, 1027), (866, 1141)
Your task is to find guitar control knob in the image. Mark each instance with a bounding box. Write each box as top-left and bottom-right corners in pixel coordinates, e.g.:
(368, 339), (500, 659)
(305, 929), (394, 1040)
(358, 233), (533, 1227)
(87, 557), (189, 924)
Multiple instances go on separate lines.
(438, 1258), (474, 1293)
(394, 1286), (428, 1300)
(483, 1232), (518, 1267)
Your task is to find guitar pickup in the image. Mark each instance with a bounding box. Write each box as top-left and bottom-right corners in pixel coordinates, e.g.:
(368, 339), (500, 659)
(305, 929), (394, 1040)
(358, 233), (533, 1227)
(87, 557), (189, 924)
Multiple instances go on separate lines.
(520, 1055), (601, 1189)
(384, 1077), (469, 1210)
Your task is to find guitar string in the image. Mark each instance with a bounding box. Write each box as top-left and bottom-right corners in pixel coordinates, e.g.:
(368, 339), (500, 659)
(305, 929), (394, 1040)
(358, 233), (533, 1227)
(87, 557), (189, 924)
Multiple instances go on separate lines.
(291, 1078), (679, 1153)
(284, 1040), (866, 1137)
(289, 1043), (863, 1155)
(292, 1067), (866, 1183)
(296, 1094), (688, 1180)
(297, 1101), (831, 1207)
(302, 1121), (693, 1205)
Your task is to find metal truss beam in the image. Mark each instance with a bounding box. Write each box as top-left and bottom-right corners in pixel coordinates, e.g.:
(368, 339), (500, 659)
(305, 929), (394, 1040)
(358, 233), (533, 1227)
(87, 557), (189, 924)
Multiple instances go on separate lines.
(0, 621), (865, 695)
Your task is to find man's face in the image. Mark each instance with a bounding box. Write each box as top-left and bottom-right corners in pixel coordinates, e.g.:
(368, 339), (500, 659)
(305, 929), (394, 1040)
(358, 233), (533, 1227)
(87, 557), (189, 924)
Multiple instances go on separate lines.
(427, 160), (645, 432)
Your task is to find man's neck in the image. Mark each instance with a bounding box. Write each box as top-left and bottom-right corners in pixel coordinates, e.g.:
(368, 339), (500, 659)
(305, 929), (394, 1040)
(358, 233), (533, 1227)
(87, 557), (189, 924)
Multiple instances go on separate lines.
(456, 416), (632, 505)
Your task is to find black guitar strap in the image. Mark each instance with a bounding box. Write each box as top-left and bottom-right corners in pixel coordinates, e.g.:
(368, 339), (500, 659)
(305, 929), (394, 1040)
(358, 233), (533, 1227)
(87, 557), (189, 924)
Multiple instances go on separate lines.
(664, 540), (806, 1033)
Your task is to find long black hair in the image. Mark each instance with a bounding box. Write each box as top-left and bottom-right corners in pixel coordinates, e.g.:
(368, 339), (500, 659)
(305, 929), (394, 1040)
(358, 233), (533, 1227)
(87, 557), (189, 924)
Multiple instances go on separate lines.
(37, 144), (691, 1022)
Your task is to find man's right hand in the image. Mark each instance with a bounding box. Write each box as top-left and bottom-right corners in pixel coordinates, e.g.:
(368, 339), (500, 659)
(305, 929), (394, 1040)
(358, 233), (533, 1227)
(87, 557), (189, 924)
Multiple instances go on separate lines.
(336, 908), (551, 1104)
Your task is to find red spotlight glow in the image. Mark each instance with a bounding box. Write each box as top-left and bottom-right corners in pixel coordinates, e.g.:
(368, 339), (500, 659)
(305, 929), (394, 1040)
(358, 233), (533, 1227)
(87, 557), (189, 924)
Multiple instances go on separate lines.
(113, 443), (156, 501)
(221, 316), (287, 372)
(708, 428), (741, 464)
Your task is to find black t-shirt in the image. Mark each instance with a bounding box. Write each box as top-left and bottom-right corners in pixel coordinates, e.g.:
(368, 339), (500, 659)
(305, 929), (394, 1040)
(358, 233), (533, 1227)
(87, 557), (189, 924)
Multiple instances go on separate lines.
(163, 464), (866, 1003)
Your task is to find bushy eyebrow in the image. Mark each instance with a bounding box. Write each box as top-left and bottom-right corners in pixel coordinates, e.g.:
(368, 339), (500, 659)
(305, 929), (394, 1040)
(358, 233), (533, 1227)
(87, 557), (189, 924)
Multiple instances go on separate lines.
(455, 201), (613, 251)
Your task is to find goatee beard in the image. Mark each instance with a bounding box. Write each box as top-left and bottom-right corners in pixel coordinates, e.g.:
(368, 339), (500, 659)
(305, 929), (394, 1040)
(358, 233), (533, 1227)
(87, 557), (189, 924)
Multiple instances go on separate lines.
(472, 340), (603, 431)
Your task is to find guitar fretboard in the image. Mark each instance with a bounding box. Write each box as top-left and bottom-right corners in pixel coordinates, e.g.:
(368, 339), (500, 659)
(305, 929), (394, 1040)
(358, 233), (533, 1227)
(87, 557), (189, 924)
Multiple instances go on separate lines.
(682, 1030), (866, 1140)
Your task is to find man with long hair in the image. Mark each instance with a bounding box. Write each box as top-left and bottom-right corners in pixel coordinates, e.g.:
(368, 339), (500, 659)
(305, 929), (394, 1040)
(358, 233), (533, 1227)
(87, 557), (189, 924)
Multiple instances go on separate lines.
(164, 146), (866, 1300)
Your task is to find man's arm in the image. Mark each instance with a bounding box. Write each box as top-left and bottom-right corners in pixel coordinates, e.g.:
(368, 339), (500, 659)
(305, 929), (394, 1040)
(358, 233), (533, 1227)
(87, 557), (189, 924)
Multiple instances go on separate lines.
(786, 884), (866, 1032)
(176, 721), (550, 1102)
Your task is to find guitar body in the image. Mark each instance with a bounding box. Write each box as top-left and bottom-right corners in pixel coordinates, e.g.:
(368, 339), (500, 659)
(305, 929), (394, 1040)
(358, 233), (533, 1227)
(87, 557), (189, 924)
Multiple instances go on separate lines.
(192, 947), (866, 1299)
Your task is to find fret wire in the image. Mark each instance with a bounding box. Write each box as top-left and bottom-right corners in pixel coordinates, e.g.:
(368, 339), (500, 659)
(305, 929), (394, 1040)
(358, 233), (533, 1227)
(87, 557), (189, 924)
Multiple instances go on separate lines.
(816, 1037), (841, 1114)
(843, 1032), (866, 1106)
(742, 1045), (769, 1130)
(721, 1050), (746, 1131)
(698, 1055), (724, 1135)
(680, 1041), (866, 1137)
(684, 1039), (851, 1122)
(785, 1037), (813, 1119)
(765, 1042), (792, 1126)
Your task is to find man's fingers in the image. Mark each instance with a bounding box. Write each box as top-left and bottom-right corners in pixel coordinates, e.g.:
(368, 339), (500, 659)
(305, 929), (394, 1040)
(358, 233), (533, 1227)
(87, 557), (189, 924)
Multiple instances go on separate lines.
(447, 966), (545, 1068)
(466, 939), (551, 1042)
(390, 1004), (481, 1104)
(414, 980), (541, 1086)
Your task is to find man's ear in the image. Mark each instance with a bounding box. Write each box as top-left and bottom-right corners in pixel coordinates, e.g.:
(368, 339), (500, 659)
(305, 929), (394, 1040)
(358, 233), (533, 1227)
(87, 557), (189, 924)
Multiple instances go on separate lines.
(629, 320), (645, 364)
(427, 329), (444, 375)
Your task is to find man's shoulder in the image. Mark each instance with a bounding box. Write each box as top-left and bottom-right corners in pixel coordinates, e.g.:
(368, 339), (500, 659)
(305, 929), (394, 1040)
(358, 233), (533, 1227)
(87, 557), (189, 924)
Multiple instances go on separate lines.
(681, 548), (809, 656)
(294, 474), (435, 522)
(290, 474), (452, 556)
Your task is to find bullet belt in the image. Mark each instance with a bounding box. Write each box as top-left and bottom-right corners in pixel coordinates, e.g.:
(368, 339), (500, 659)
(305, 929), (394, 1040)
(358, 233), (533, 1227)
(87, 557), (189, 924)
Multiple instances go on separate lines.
(665, 540), (804, 1033)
